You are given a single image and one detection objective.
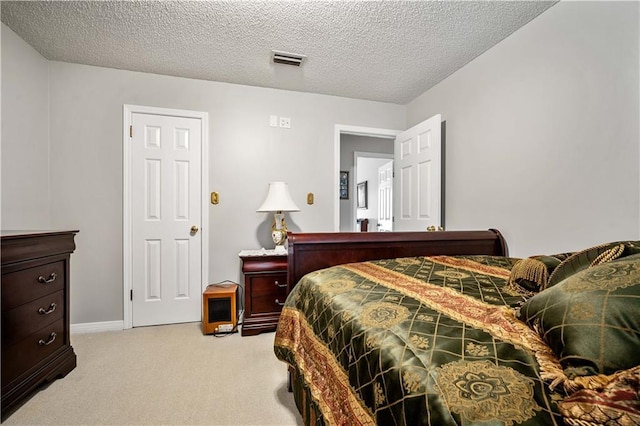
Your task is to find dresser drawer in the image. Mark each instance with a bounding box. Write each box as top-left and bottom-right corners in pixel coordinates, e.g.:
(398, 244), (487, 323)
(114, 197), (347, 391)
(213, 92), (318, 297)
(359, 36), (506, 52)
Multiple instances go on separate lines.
(1, 319), (65, 386)
(1, 231), (78, 419)
(2, 290), (64, 348)
(2, 261), (65, 311)
(249, 273), (288, 297)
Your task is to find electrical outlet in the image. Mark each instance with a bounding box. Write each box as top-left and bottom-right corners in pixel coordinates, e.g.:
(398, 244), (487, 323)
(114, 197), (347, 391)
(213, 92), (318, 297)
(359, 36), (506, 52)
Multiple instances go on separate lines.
(279, 117), (291, 128)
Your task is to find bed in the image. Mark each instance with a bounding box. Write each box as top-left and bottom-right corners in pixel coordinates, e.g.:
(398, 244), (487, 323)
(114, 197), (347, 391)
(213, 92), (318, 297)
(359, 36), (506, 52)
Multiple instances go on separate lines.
(274, 230), (640, 426)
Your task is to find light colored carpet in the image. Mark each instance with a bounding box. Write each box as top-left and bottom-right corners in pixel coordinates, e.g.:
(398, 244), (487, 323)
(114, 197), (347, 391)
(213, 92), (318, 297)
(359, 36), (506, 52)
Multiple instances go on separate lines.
(4, 322), (303, 425)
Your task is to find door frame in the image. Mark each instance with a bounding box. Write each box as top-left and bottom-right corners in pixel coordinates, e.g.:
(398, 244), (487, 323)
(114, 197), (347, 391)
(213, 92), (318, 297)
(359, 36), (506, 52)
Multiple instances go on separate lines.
(122, 104), (209, 330)
(334, 125), (401, 231)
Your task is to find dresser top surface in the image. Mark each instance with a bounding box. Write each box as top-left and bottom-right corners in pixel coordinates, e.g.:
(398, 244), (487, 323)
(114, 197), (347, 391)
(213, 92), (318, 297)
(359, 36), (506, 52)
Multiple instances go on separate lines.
(1, 230), (79, 240)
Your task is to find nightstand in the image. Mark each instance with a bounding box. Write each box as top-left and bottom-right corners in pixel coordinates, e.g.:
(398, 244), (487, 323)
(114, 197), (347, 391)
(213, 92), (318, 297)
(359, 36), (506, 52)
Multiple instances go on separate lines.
(239, 249), (288, 336)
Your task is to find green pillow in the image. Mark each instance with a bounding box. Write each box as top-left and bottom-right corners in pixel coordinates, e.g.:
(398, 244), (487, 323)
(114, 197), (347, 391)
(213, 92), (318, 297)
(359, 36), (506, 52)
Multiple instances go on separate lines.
(547, 241), (640, 288)
(519, 256), (640, 377)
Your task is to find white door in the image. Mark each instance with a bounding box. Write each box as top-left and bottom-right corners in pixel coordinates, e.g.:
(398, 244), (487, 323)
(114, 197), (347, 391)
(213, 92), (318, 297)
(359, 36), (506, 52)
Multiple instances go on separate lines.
(394, 114), (442, 231)
(130, 112), (203, 327)
(377, 160), (393, 232)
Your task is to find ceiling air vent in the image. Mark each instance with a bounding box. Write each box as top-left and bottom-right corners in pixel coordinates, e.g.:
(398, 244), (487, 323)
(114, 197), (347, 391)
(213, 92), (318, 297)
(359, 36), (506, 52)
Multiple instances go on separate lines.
(272, 50), (306, 67)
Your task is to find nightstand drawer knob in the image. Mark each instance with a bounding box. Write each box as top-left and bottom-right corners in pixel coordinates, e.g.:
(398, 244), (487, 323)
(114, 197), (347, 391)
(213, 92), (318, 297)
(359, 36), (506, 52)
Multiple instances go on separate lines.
(274, 280), (287, 288)
(38, 273), (57, 284)
(38, 332), (57, 346)
(38, 303), (57, 315)
(275, 298), (285, 306)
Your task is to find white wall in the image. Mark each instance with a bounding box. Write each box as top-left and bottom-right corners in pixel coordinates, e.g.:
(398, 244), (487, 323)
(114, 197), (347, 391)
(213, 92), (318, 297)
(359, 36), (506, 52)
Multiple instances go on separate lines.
(42, 62), (405, 324)
(0, 22), (405, 325)
(407, 1), (640, 257)
(1, 24), (50, 229)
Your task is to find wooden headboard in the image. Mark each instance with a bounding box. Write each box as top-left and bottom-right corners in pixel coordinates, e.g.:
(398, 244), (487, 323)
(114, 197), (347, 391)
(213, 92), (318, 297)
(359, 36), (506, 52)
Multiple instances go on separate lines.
(286, 229), (507, 291)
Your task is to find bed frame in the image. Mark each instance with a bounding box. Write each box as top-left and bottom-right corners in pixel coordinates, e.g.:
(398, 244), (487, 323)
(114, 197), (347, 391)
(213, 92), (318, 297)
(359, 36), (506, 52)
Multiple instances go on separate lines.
(283, 228), (508, 394)
(286, 229), (507, 292)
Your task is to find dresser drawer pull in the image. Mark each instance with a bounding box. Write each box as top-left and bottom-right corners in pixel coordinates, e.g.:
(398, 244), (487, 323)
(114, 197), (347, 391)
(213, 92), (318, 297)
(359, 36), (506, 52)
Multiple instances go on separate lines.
(37, 273), (58, 284)
(274, 280), (287, 288)
(275, 298), (286, 306)
(38, 303), (58, 315)
(38, 332), (57, 346)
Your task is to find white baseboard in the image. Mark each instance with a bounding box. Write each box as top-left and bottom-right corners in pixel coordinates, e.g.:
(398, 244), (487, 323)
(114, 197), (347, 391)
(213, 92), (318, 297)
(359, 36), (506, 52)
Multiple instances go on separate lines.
(72, 312), (244, 334)
(71, 320), (124, 334)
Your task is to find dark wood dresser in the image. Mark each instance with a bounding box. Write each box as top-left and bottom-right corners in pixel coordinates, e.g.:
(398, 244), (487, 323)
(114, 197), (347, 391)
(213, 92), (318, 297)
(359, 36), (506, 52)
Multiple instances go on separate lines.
(239, 250), (288, 336)
(1, 230), (78, 419)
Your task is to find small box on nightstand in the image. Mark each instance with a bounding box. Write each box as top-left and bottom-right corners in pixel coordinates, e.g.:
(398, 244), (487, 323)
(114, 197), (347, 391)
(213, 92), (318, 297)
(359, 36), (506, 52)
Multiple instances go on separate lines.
(202, 283), (238, 335)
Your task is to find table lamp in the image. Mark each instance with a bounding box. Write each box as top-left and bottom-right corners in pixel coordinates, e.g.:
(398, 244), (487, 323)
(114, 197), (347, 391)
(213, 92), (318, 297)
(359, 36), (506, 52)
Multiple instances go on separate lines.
(256, 182), (300, 253)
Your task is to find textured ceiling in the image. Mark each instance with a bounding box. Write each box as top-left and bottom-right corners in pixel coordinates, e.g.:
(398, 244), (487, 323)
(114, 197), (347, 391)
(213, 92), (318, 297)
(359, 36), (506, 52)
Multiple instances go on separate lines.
(1, 1), (557, 104)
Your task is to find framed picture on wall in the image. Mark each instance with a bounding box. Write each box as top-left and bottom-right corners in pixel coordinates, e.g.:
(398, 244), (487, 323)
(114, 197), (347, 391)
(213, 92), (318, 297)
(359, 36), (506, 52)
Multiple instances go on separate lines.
(339, 171), (349, 200)
(357, 181), (368, 209)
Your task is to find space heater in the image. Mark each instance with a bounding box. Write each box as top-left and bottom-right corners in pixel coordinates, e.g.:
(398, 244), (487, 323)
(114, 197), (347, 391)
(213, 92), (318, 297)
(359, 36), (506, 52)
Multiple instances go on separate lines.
(202, 283), (238, 335)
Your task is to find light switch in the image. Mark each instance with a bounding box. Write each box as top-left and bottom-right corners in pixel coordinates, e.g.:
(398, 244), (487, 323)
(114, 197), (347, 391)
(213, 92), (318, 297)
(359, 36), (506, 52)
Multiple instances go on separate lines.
(269, 115), (278, 127)
(307, 193), (314, 205)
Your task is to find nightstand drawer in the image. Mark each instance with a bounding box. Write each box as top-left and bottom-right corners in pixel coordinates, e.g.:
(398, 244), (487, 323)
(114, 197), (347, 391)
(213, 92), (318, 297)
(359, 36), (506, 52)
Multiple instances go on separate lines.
(250, 294), (287, 314)
(249, 273), (288, 297)
(2, 290), (64, 348)
(239, 251), (288, 336)
(2, 261), (65, 311)
(1, 319), (65, 386)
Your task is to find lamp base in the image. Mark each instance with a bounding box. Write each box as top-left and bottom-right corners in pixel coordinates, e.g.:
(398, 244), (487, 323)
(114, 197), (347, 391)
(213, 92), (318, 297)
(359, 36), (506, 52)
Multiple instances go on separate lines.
(273, 244), (287, 254)
(271, 214), (287, 252)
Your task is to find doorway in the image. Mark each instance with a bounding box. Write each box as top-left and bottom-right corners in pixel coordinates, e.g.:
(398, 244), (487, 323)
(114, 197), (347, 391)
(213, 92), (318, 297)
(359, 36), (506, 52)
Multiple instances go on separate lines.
(335, 125), (401, 231)
(334, 116), (444, 232)
(123, 105), (209, 329)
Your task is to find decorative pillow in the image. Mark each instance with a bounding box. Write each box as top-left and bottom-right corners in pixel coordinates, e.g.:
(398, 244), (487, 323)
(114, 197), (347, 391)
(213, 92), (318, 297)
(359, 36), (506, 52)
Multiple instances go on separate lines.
(519, 256), (640, 377)
(547, 241), (640, 288)
(559, 366), (640, 426)
(508, 255), (567, 294)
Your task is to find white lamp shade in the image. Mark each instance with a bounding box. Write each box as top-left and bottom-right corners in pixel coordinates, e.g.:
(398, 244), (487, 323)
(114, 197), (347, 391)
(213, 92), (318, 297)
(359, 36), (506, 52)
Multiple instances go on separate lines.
(256, 182), (300, 212)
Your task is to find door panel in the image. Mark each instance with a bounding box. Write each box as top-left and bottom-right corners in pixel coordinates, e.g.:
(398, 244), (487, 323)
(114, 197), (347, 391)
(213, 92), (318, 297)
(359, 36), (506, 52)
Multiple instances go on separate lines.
(132, 112), (202, 327)
(400, 165), (412, 219)
(418, 160), (431, 219)
(394, 114), (442, 231)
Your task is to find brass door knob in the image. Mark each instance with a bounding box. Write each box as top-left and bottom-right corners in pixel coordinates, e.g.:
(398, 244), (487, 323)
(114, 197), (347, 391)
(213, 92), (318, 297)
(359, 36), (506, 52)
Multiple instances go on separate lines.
(190, 225), (199, 235)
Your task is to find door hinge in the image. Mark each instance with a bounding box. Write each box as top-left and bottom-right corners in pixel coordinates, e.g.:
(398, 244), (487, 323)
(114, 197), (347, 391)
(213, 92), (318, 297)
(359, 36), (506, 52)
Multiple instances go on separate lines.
(129, 125), (133, 138)
(130, 289), (133, 301)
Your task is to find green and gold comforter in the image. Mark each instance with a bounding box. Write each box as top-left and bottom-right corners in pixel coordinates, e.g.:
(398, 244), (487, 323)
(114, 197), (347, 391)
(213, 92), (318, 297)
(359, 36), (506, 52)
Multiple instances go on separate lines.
(274, 255), (565, 425)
